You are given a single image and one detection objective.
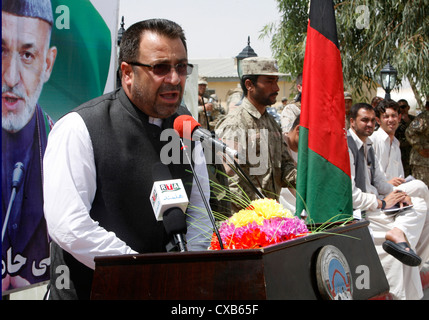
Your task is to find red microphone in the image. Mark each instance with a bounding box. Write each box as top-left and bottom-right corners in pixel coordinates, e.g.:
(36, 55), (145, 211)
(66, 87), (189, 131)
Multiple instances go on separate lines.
(173, 115), (238, 158)
(173, 115), (200, 140)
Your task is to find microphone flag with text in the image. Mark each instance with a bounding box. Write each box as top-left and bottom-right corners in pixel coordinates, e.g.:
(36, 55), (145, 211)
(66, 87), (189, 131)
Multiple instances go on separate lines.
(150, 162), (188, 252)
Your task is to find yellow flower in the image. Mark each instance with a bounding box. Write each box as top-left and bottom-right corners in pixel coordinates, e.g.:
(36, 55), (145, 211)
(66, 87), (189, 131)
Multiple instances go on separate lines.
(251, 198), (293, 220)
(228, 199), (293, 228)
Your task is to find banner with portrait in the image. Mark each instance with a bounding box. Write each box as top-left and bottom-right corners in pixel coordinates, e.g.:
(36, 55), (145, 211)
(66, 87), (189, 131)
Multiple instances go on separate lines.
(2, 0), (119, 295)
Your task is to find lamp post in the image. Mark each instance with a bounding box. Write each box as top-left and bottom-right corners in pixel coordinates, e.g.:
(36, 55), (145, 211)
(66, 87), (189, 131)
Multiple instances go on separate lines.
(235, 36), (258, 79)
(380, 60), (397, 100)
(117, 16), (125, 46)
(116, 16), (125, 88)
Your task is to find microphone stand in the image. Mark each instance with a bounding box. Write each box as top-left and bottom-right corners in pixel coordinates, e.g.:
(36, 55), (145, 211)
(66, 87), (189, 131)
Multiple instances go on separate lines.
(173, 234), (187, 252)
(194, 127), (262, 199)
(179, 138), (224, 250)
(222, 153), (265, 199)
(2, 163), (25, 242)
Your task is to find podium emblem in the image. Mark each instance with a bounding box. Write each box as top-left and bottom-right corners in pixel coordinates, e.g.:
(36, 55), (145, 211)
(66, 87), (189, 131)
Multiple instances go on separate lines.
(316, 245), (353, 300)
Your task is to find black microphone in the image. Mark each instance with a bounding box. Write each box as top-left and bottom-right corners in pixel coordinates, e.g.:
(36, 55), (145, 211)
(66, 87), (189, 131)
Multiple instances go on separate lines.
(173, 115), (238, 159)
(150, 162), (188, 252)
(163, 207), (188, 252)
(2, 162), (25, 242)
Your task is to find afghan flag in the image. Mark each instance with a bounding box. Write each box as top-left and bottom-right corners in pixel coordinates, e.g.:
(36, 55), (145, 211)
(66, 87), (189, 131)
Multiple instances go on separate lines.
(295, 0), (353, 224)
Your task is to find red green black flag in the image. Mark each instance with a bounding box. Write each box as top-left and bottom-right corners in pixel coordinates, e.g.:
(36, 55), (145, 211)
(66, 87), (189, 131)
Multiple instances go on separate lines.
(296, 0), (353, 224)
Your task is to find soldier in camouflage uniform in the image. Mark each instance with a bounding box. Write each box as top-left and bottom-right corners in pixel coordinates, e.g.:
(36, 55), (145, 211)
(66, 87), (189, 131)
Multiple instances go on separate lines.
(197, 76), (223, 132)
(396, 99), (415, 177)
(406, 102), (429, 186)
(215, 57), (297, 214)
(344, 91), (353, 129)
(281, 73), (302, 133)
(197, 77), (230, 217)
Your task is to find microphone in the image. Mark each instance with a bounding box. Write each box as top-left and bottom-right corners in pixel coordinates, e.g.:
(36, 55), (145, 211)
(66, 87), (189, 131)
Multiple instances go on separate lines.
(150, 163), (188, 252)
(2, 162), (25, 242)
(172, 117), (225, 250)
(163, 208), (188, 252)
(12, 162), (25, 188)
(173, 115), (238, 159)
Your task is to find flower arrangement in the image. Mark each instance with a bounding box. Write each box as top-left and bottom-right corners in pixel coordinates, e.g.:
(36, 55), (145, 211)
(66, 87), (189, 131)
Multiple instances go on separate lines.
(209, 198), (309, 250)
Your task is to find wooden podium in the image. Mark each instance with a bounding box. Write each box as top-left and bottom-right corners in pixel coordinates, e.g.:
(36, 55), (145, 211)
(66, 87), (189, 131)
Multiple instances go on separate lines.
(91, 220), (389, 300)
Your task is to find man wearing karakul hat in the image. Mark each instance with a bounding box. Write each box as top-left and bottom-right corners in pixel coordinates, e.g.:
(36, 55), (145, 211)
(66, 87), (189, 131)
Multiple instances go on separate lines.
(2, 0), (57, 291)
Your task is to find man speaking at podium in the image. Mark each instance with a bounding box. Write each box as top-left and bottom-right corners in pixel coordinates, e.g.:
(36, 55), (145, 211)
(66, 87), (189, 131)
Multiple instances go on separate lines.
(43, 19), (211, 300)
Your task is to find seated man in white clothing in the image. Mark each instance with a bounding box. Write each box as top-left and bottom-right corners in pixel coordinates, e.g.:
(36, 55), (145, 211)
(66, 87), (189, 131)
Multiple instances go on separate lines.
(371, 99), (406, 184)
(347, 102), (429, 300)
(371, 99), (429, 209)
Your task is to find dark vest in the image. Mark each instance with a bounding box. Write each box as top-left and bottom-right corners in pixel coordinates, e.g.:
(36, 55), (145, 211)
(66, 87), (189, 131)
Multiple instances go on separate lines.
(49, 88), (195, 299)
(347, 133), (375, 192)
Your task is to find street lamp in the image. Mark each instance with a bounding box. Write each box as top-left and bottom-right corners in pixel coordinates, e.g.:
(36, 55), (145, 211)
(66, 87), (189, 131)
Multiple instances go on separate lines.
(235, 36), (258, 79)
(117, 16), (125, 46)
(380, 60), (397, 100)
(116, 16), (125, 88)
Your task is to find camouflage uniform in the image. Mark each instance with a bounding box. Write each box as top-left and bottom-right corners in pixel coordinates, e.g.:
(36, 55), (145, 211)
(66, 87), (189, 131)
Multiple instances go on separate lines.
(344, 91), (353, 130)
(198, 96), (222, 132)
(215, 97), (297, 214)
(281, 96), (301, 133)
(197, 79), (229, 217)
(405, 110), (429, 186)
(395, 114), (415, 177)
(197, 77), (224, 132)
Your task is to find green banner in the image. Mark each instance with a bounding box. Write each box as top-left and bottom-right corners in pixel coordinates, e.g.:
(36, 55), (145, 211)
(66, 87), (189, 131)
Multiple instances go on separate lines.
(39, 0), (115, 121)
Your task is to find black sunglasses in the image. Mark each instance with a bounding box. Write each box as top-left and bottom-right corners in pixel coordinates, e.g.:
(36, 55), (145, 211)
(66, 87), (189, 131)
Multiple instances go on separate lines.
(128, 61), (194, 77)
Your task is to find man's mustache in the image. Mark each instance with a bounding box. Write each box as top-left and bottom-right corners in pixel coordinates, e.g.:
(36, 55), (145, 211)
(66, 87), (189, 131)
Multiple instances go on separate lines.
(2, 84), (26, 100)
(159, 84), (182, 94)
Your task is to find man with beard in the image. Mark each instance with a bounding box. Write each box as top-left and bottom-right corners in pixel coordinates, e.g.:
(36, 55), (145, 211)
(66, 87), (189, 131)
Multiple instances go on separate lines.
(215, 57), (297, 214)
(2, 0), (56, 291)
(43, 19), (212, 300)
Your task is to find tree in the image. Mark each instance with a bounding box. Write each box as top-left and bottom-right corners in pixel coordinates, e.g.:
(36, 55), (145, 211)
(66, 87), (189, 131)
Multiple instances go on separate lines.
(261, 0), (428, 109)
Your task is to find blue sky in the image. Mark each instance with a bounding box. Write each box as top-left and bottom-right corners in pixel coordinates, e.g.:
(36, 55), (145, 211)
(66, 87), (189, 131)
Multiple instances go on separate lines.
(118, 0), (281, 59)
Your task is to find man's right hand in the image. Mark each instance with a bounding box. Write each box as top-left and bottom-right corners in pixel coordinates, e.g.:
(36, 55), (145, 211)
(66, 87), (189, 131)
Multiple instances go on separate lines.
(382, 190), (412, 209)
